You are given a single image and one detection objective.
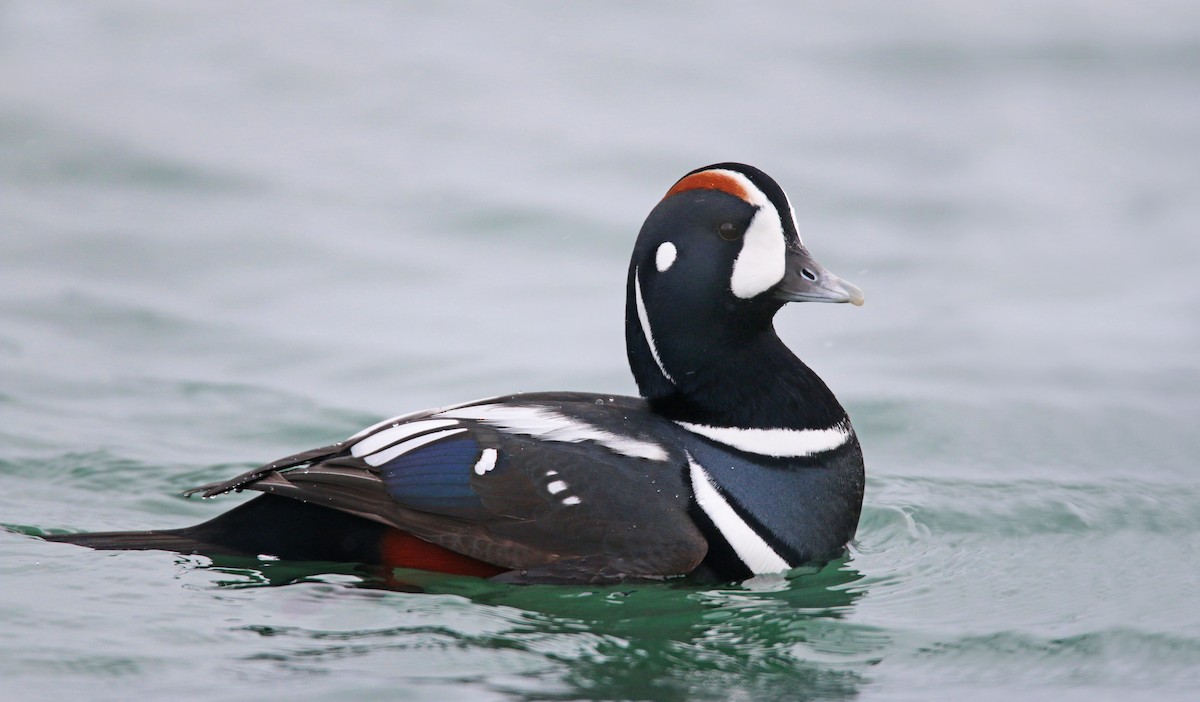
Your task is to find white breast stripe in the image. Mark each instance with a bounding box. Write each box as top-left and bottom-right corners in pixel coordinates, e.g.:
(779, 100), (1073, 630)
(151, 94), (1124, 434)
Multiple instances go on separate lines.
(688, 455), (790, 575)
(634, 268), (675, 384)
(440, 403), (669, 462)
(676, 420), (850, 457)
(350, 419), (461, 458)
(362, 428), (468, 467)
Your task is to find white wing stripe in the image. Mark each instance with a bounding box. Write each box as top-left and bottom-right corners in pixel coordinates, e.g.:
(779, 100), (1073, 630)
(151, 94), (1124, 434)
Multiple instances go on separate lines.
(688, 456), (790, 575)
(676, 420), (850, 457)
(440, 403), (669, 462)
(350, 418), (462, 458)
(362, 428), (469, 467)
(344, 408), (432, 443)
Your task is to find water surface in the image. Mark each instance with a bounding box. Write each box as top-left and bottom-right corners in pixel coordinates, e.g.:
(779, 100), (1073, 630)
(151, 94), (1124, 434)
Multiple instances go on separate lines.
(2, 2), (1198, 700)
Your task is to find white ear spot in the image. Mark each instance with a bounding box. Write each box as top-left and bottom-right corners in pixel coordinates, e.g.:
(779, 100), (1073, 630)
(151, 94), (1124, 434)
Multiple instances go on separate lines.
(655, 242), (677, 272)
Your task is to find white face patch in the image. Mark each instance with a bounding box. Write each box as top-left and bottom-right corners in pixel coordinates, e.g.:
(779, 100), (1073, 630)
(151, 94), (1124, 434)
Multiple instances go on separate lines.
(688, 454), (791, 574)
(675, 420), (851, 458)
(439, 402), (670, 462)
(695, 168), (789, 300)
(655, 241), (677, 272)
(634, 268), (675, 385)
(729, 208), (787, 299)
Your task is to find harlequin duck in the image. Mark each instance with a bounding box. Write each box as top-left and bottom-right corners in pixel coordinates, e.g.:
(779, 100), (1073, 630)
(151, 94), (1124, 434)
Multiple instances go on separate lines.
(45, 163), (866, 584)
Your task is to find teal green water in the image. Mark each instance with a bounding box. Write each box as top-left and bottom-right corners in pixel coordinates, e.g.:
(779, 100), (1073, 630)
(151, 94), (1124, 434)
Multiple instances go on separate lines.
(3, 2), (1199, 700)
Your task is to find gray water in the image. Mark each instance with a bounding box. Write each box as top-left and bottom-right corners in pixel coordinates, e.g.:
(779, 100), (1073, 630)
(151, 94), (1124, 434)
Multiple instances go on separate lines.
(3, 1), (1199, 700)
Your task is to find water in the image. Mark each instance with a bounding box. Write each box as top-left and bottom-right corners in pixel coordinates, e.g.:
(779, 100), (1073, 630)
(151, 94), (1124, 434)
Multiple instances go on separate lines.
(2, 1), (1198, 699)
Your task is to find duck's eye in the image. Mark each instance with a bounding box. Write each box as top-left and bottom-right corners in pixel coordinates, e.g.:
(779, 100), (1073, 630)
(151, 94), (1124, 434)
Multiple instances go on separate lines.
(718, 222), (741, 241)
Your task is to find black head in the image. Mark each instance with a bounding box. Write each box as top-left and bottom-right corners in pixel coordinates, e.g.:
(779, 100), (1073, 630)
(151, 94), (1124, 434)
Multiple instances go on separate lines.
(625, 163), (863, 403)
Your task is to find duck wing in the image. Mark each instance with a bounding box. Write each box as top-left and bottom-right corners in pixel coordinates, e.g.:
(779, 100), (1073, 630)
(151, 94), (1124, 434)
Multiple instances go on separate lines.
(188, 392), (707, 582)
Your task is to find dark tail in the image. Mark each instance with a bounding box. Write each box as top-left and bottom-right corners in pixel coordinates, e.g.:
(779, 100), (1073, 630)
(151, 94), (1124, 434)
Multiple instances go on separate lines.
(43, 494), (394, 563)
(43, 528), (231, 554)
(41, 494), (506, 578)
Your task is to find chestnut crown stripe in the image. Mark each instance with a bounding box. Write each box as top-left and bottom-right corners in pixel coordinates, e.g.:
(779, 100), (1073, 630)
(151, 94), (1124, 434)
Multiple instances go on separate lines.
(664, 167), (789, 300)
(663, 170), (756, 204)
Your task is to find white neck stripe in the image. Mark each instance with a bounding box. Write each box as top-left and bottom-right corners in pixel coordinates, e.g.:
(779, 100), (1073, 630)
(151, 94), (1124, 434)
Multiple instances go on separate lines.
(634, 268), (674, 384)
(676, 420), (851, 457)
(688, 455), (791, 575)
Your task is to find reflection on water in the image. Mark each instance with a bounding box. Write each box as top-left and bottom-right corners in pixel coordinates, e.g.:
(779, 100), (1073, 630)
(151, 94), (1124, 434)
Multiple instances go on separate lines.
(194, 556), (874, 701)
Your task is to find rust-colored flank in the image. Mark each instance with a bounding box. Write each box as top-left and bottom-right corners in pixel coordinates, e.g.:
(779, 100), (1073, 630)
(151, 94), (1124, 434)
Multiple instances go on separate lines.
(379, 527), (507, 578)
(662, 170), (750, 203)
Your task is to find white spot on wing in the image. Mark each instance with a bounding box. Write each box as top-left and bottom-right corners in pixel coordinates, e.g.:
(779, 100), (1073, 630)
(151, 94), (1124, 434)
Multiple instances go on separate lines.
(362, 427), (468, 467)
(562, 496), (582, 506)
(676, 420), (851, 457)
(440, 403), (669, 461)
(688, 454), (790, 575)
(546, 480), (569, 495)
(473, 447), (498, 476)
(655, 241), (677, 272)
(634, 268), (675, 384)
